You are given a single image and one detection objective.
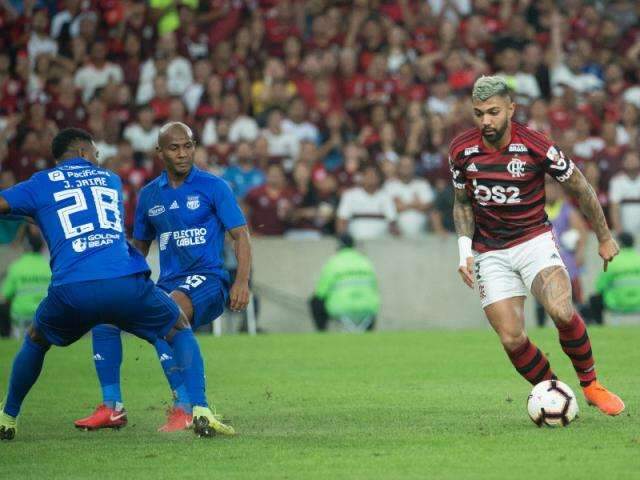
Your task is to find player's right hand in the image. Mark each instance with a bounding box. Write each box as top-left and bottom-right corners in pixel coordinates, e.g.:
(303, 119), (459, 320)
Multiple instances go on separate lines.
(229, 280), (250, 311)
(599, 237), (620, 272)
(458, 257), (475, 289)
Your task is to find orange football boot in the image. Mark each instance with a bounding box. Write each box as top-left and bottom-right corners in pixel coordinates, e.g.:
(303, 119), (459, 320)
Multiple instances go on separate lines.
(583, 381), (625, 416)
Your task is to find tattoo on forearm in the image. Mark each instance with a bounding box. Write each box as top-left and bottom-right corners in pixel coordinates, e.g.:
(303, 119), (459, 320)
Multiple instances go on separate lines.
(560, 170), (611, 242)
(531, 266), (573, 321)
(453, 189), (475, 238)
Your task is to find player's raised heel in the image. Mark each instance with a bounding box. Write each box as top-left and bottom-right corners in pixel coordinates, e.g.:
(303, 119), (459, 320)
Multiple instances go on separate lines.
(192, 406), (235, 437)
(582, 381), (625, 416)
(0, 410), (17, 441)
(0, 425), (16, 440)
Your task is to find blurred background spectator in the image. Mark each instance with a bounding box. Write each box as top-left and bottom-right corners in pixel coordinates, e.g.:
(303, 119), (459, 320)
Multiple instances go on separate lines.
(609, 151), (640, 237)
(0, 226), (50, 338)
(336, 163), (398, 240)
(310, 234), (379, 332)
(582, 232), (640, 325)
(0, 0), (639, 243)
(384, 155), (434, 237)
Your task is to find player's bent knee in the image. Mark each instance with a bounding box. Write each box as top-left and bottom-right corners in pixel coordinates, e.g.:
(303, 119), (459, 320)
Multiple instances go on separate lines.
(549, 305), (576, 327)
(170, 290), (194, 325)
(165, 312), (191, 342)
(27, 326), (51, 351)
(500, 331), (528, 353)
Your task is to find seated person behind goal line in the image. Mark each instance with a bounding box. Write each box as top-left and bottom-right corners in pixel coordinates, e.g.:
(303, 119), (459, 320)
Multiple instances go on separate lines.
(309, 234), (380, 332)
(1, 226), (51, 338)
(583, 232), (640, 324)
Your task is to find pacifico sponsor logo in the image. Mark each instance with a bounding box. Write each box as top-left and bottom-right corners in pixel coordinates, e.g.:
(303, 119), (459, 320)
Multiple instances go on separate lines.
(48, 171), (65, 182)
(158, 228), (207, 251)
(65, 169), (108, 178)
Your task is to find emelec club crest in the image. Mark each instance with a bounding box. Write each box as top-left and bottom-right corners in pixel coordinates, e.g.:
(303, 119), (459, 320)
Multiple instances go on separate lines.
(186, 195), (200, 210)
(507, 156), (526, 178)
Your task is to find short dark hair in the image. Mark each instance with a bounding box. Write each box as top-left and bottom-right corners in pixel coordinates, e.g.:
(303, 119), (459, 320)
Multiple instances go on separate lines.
(618, 232), (635, 248)
(51, 128), (94, 159)
(361, 162), (383, 180)
(338, 233), (355, 249)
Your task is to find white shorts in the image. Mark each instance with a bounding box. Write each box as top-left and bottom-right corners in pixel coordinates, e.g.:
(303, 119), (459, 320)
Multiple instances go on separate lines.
(473, 231), (566, 308)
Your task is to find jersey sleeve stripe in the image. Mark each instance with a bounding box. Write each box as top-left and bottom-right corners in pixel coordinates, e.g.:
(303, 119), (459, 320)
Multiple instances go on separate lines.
(449, 130), (478, 152)
(518, 129), (552, 153)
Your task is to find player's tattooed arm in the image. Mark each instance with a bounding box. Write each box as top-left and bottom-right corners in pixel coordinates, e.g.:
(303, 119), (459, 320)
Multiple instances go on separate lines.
(131, 239), (152, 257)
(559, 169), (610, 241)
(453, 187), (474, 238)
(453, 187), (475, 288)
(559, 168), (619, 270)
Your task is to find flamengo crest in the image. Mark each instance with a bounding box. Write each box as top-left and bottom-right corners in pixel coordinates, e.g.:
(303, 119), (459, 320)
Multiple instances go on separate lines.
(507, 157), (526, 178)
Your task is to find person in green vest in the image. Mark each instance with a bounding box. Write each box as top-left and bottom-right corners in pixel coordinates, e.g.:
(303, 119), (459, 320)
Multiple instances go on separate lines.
(0, 171), (25, 281)
(584, 232), (640, 324)
(1, 227), (51, 338)
(150, 0), (199, 35)
(310, 234), (380, 332)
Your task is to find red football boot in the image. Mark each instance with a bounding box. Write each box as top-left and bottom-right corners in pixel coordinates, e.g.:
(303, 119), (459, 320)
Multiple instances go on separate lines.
(158, 407), (193, 432)
(74, 404), (128, 430)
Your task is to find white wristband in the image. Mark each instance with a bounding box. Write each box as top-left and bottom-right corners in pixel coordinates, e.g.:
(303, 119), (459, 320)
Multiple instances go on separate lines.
(458, 236), (473, 267)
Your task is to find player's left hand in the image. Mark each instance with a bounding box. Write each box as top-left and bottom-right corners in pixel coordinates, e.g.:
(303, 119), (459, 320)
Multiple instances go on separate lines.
(229, 280), (250, 311)
(599, 237), (619, 272)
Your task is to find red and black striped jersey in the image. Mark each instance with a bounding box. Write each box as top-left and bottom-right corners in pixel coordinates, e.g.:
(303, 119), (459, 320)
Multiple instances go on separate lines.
(449, 121), (575, 253)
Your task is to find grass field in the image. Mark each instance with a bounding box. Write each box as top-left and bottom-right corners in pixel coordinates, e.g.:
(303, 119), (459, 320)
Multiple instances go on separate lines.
(1, 326), (640, 479)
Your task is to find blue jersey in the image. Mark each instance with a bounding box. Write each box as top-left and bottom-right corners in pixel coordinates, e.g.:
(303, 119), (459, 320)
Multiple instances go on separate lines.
(222, 165), (265, 200)
(0, 158), (149, 286)
(134, 167), (246, 286)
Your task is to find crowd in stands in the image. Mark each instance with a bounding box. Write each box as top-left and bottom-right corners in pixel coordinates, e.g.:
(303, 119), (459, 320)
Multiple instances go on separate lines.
(1, 0), (640, 241)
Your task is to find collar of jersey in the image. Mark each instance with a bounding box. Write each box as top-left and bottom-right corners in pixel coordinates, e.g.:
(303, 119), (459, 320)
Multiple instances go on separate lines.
(57, 157), (92, 167)
(159, 166), (198, 187)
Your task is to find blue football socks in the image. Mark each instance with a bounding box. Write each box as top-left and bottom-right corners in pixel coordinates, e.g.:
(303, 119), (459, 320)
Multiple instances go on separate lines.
(168, 329), (207, 408)
(4, 335), (47, 417)
(92, 325), (123, 409)
(154, 338), (192, 412)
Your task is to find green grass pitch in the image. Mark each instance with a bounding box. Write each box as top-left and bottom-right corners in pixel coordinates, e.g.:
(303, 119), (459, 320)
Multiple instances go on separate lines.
(1, 327), (640, 479)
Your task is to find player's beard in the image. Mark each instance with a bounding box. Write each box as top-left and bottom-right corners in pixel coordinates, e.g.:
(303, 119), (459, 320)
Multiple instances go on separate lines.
(482, 119), (509, 145)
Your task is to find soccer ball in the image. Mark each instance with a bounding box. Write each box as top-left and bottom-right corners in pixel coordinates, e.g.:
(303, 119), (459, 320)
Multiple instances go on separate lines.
(527, 379), (579, 427)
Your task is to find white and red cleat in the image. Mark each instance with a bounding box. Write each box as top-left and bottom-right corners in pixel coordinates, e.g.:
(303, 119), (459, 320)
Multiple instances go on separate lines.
(74, 404), (128, 430)
(158, 407), (193, 432)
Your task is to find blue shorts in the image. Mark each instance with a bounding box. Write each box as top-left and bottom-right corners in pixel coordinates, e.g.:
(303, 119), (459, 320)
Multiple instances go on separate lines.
(35, 273), (179, 346)
(158, 273), (229, 329)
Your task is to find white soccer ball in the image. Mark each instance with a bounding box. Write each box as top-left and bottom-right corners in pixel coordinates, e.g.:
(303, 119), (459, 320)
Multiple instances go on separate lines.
(527, 379), (579, 427)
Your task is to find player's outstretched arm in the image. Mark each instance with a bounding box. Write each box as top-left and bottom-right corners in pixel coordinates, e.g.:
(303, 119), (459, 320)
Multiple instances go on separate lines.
(228, 225), (252, 311)
(559, 169), (619, 271)
(453, 188), (475, 288)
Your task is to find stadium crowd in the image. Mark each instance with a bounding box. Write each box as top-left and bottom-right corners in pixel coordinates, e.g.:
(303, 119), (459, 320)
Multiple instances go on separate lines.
(1, 0), (640, 242)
